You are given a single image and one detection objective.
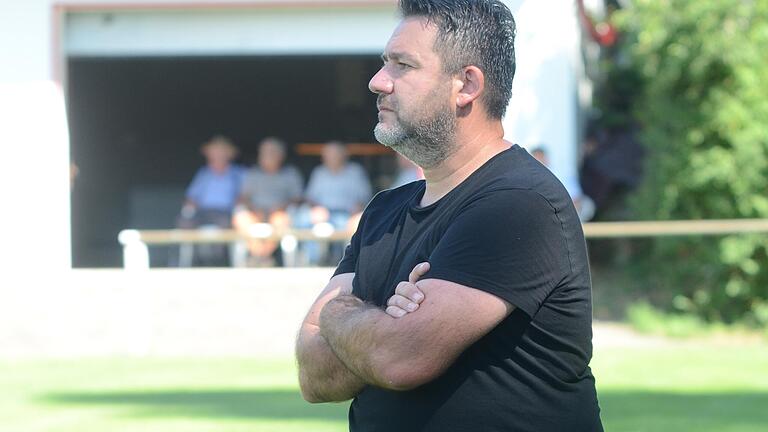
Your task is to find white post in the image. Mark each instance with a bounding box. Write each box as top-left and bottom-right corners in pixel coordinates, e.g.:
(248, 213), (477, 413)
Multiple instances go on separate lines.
(280, 234), (299, 267)
(118, 230), (150, 271)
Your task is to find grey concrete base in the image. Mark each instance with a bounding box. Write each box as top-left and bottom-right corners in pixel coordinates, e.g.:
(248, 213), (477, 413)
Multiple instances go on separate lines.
(2, 268), (694, 359)
(0, 268), (334, 358)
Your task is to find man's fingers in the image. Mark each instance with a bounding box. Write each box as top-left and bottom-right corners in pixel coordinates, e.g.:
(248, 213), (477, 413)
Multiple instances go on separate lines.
(385, 305), (408, 318)
(387, 294), (420, 312)
(408, 262), (431, 284)
(385, 269), (429, 319)
(394, 281), (425, 304)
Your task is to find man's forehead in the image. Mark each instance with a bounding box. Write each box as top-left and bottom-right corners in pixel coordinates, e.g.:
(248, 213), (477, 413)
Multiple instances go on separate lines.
(383, 17), (438, 58)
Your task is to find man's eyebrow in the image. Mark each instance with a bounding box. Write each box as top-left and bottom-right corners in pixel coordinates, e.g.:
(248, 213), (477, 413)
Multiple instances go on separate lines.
(381, 51), (418, 64)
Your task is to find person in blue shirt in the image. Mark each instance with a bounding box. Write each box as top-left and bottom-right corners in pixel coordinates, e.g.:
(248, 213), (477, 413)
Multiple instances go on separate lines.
(177, 135), (244, 265)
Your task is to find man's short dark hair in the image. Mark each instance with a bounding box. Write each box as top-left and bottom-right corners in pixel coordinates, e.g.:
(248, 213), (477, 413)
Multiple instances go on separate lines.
(398, 0), (516, 119)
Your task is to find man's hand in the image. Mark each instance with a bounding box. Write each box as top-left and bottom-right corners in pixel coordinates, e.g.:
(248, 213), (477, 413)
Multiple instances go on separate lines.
(385, 262), (429, 318)
(319, 274), (514, 391)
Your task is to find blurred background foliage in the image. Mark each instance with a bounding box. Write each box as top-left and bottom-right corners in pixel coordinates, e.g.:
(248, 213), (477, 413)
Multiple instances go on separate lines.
(598, 0), (768, 328)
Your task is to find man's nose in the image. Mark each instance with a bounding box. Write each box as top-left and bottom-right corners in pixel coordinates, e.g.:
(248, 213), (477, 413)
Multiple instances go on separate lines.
(368, 67), (393, 94)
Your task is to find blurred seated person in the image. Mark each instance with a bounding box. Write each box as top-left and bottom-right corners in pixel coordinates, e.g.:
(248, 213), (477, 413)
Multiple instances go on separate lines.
(304, 141), (372, 231)
(531, 146), (595, 222)
(232, 137), (303, 265)
(177, 135), (244, 265)
(390, 153), (424, 189)
(179, 135), (243, 228)
(298, 141), (372, 265)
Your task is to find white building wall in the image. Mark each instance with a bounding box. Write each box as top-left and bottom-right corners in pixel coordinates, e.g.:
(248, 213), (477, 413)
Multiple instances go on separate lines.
(503, 0), (582, 184)
(0, 0), (71, 271)
(65, 7), (400, 56)
(0, 1), (52, 82)
(0, 0), (583, 269)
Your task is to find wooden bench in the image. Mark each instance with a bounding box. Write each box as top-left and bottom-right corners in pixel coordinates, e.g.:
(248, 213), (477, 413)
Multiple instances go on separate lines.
(294, 142), (394, 157)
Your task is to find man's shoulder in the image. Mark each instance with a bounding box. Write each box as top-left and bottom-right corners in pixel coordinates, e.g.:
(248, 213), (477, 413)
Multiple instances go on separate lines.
(465, 146), (572, 214)
(228, 164), (246, 175)
(478, 146), (551, 186)
(380, 179), (424, 200)
(307, 165), (329, 181)
(192, 166), (210, 178)
(345, 162), (367, 176)
(364, 180), (423, 213)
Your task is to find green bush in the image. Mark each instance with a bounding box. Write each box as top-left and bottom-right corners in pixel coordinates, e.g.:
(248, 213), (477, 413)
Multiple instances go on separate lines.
(627, 302), (708, 338)
(613, 1), (768, 326)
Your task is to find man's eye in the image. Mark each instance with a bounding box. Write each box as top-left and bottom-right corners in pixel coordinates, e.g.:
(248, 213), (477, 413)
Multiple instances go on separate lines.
(397, 62), (411, 69)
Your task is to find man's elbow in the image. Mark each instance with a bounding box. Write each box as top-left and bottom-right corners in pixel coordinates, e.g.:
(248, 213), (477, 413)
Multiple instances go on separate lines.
(299, 384), (325, 404)
(297, 367), (324, 403)
(298, 374), (354, 404)
(298, 377), (334, 404)
(377, 362), (438, 391)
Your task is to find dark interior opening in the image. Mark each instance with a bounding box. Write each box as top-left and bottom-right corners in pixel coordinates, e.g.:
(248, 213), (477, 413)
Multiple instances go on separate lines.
(68, 55), (389, 267)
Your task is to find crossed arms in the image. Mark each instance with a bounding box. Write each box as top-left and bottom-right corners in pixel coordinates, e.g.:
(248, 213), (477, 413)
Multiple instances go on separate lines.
(295, 263), (514, 403)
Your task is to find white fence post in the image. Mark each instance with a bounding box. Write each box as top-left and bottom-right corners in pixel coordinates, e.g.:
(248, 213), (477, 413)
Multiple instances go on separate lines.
(118, 230), (150, 271)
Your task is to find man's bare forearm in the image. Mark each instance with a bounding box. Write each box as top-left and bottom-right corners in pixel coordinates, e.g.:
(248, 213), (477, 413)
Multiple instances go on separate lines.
(319, 295), (423, 390)
(295, 273), (365, 403)
(296, 323), (365, 403)
(318, 274), (514, 393)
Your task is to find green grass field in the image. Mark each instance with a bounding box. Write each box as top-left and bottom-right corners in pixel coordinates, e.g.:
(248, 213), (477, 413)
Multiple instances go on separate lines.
(3, 344), (767, 432)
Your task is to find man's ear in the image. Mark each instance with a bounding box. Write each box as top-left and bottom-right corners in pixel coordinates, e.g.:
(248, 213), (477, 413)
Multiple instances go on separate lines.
(455, 65), (485, 108)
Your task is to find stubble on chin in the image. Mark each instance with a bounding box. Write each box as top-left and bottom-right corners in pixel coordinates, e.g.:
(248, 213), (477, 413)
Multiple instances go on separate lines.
(374, 110), (457, 170)
(373, 121), (405, 150)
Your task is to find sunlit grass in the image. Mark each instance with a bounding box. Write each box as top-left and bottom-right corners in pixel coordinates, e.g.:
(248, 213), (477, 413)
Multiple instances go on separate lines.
(593, 346), (768, 432)
(2, 344), (767, 432)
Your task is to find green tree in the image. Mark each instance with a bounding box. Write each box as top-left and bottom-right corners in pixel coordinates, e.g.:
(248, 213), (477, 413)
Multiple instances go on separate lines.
(615, 0), (768, 325)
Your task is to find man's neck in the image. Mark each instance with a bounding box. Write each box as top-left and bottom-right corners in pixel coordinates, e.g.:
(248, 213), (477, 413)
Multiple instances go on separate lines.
(420, 123), (509, 207)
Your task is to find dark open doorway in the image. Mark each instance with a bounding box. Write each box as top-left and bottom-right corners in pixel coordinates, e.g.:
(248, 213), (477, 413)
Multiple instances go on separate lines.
(68, 55), (386, 267)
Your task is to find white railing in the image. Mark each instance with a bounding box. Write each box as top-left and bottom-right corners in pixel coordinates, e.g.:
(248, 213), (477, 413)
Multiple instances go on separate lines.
(118, 219), (768, 270)
(118, 223), (351, 270)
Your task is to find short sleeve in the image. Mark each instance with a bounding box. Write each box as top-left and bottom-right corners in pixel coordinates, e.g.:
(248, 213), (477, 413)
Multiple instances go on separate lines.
(333, 219), (362, 277)
(423, 189), (570, 318)
(185, 168), (206, 201)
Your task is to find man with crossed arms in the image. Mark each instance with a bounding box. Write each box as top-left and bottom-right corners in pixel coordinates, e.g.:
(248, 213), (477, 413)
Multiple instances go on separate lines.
(296, 0), (603, 430)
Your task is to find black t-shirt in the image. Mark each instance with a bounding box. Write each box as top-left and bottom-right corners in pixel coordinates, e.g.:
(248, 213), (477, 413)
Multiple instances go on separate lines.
(334, 145), (603, 432)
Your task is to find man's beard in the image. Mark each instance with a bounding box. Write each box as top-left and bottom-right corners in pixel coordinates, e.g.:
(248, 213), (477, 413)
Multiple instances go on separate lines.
(374, 95), (458, 169)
